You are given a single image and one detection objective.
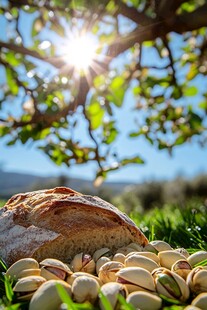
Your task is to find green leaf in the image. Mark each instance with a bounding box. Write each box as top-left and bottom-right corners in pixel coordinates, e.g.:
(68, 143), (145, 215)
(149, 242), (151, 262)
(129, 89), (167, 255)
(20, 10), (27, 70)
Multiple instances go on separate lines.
(93, 75), (106, 89)
(133, 86), (141, 96)
(143, 41), (154, 47)
(6, 68), (19, 95)
(174, 136), (186, 146)
(199, 101), (207, 111)
(186, 64), (198, 81)
(4, 52), (21, 66)
(120, 156), (144, 166)
(0, 126), (10, 137)
(86, 101), (104, 130)
(107, 76), (125, 107)
(184, 86), (198, 97)
(103, 121), (118, 144)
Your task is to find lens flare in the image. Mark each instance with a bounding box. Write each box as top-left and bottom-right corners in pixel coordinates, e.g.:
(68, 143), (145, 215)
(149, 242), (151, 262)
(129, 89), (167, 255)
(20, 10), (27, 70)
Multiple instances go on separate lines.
(64, 35), (97, 71)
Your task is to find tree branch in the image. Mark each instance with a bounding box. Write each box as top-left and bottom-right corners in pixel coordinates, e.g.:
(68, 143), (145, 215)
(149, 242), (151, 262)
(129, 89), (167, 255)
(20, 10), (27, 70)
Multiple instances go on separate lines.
(9, 0), (74, 14)
(0, 41), (67, 68)
(156, 0), (187, 18)
(115, 1), (154, 25)
(107, 3), (207, 59)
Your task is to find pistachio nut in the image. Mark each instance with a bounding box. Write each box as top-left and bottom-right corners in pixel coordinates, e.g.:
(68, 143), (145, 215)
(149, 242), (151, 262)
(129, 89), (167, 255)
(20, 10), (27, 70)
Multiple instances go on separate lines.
(144, 240), (172, 253)
(127, 243), (143, 252)
(116, 247), (135, 256)
(70, 253), (96, 274)
(191, 292), (207, 309)
(184, 306), (201, 310)
(13, 275), (46, 301)
(186, 266), (207, 294)
(153, 268), (190, 302)
(158, 250), (186, 269)
(126, 291), (162, 310)
(171, 259), (192, 280)
(116, 267), (156, 294)
(174, 248), (190, 258)
(127, 251), (160, 265)
(6, 258), (39, 279)
(188, 251), (207, 268)
(113, 253), (126, 264)
(98, 261), (124, 284)
(40, 258), (72, 281)
(96, 257), (111, 274)
(125, 254), (159, 272)
(18, 268), (41, 278)
(93, 248), (112, 262)
(29, 279), (71, 310)
(72, 275), (100, 303)
(66, 271), (102, 286)
(99, 282), (128, 310)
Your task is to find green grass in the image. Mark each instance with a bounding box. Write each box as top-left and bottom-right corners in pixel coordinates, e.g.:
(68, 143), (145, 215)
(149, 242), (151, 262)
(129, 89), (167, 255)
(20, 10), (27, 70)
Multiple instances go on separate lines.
(0, 199), (207, 309)
(131, 199), (207, 251)
(0, 200), (6, 208)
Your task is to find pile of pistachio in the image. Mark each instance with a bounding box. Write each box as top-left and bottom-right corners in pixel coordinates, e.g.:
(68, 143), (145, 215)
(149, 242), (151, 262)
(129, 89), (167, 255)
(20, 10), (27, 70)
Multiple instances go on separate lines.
(4, 240), (207, 310)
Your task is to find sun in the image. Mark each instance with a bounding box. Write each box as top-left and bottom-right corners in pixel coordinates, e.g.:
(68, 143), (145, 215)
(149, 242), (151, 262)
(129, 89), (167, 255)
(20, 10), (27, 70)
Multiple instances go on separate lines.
(63, 34), (98, 72)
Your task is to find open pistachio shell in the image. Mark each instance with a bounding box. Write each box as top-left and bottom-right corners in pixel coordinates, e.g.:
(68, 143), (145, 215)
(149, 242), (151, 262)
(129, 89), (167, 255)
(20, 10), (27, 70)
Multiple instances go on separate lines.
(72, 275), (100, 303)
(126, 291), (162, 310)
(174, 248), (190, 258)
(171, 259), (192, 280)
(191, 292), (207, 309)
(66, 271), (102, 286)
(70, 253), (96, 274)
(40, 267), (65, 281)
(153, 268), (190, 302)
(187, 251), (207, 268)
(29, 279), (71, 310)
(13, 275), (46, 301)
(184, 306), (201, 310)
(127, 243), (143, 252)
(150, 240), (173, 252)
(158, 250), (186, 269)
(116, 247), (135, 256)
(116, 267), (156, 294)
(40, 258), (72, 274)
(98, 261), (124, 284)
(6, 258), (39, 279)
(18, 269), (41, 278)
(96, 257), (111, 274)
(125, 254), (159, 272)
(40, 258), (72, 281)
(113, 253), (126, 264)
(93, 248), (112, 262)
(99, 282), (128, 310)
(127, 251), (160, 265)
(187, 267), (207, 294)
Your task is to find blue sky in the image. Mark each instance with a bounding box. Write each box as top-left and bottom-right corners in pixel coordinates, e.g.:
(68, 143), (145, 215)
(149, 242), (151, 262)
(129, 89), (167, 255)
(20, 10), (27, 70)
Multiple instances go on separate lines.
(1, 4), (207, 183)
(1, 129), (207, 182)
(1, 84), (207, 182)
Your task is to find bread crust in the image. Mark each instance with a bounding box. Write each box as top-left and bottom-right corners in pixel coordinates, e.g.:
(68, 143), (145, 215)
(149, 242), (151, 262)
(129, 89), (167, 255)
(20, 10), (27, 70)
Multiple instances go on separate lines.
(0, 187), (148, 265)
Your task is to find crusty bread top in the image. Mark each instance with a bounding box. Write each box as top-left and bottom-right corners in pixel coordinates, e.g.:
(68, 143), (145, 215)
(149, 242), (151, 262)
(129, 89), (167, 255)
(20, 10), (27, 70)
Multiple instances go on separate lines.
(0, 187), (148, 265)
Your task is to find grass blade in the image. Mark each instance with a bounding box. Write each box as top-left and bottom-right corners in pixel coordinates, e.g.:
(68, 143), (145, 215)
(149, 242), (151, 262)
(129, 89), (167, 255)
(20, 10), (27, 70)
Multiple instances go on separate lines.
(98, 291), (113, 310)
(4, 275), (14, 302)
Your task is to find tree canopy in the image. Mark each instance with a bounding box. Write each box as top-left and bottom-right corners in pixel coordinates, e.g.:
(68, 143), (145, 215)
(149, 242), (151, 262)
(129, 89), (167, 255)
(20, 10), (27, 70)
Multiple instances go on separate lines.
(0, 0), (207, 181)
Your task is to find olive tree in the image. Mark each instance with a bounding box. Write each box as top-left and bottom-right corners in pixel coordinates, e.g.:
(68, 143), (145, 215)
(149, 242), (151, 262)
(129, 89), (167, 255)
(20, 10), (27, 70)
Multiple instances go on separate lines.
(0, 0), (207, 181)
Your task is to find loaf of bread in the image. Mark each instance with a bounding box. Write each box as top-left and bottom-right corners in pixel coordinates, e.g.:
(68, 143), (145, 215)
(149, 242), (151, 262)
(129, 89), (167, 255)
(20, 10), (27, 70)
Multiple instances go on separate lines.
(0, 187), (148, 266)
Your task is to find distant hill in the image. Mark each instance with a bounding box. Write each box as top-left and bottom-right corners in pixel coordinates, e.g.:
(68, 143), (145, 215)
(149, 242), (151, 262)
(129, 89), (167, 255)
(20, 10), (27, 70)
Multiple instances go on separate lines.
(0, 169), (131, 199)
